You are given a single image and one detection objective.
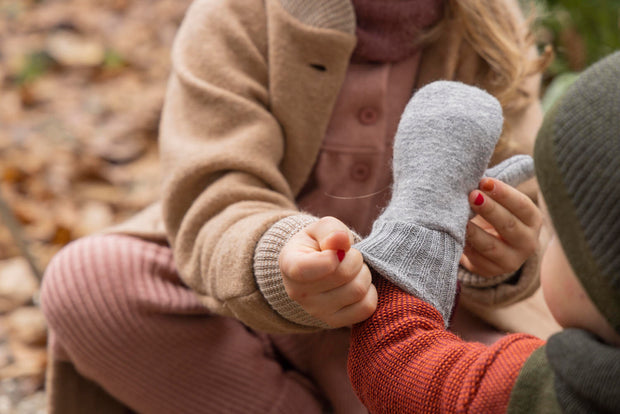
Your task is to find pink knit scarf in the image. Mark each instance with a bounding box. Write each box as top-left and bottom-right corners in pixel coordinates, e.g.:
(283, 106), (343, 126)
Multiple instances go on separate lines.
(351, 0), (445, 63)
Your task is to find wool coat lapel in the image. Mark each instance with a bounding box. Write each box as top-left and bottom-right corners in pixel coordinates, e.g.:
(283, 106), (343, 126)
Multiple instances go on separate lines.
(266, 0), (356, 194)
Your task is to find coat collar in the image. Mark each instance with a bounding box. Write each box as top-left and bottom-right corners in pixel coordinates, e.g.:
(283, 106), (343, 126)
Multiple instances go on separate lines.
(279, 0), (356, 34)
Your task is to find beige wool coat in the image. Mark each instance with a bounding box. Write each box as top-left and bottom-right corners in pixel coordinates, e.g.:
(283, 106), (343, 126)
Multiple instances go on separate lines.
(110, 0), (546, 333)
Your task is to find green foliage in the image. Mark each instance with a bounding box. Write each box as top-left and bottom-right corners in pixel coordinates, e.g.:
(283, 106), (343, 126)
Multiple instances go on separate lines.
(530, 0), (620, 76)
(102, 49), (126, 70)
(16, 51), (54, 85)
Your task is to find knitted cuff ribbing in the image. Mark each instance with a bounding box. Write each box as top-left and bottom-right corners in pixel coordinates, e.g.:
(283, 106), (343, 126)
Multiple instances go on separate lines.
(459, 244), (542, 310)
(458, 267), (516, 289)
(354, 220), (462, 325)
(253, 214), (331, 328)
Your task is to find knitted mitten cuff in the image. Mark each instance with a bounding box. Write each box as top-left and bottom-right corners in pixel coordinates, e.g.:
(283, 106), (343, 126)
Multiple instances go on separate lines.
(457, 267), (516, 288)
(253, 214), (329, 328)
(354, 221), (461, 323)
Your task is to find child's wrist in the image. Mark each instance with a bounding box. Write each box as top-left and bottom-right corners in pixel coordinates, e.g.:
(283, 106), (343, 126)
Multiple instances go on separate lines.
(253, 214), (331, 328)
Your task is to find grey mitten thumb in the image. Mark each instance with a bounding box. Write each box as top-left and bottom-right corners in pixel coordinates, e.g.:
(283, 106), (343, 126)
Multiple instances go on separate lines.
(460, 154), (535, 222)
(354, 81), (503, 324)
(484, 154), (534, 187)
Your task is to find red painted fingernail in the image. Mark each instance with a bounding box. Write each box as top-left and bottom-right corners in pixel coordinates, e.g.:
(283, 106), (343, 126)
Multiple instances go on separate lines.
(481, 178), (494, 192)
(337, 249), (345, 262)
(474, 193), (484, 206)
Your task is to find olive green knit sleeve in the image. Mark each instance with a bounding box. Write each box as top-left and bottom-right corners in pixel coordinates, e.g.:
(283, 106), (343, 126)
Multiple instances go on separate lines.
(507, 345), (562, 414)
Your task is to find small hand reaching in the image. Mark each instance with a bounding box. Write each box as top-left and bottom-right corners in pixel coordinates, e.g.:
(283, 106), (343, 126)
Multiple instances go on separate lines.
(461, 177), (543, 277)
(279, 216), (377, 328)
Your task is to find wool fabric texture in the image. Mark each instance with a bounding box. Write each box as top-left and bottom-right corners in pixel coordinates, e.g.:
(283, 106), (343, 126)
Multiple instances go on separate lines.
(42, 234), (364, 414)
(506, 346), (562, 413)
(534, 51), (620, 333)
(483, 154), (534, 188)
(546, 328), (620, 413)
(351, 0), (444, 62)
(106, 0), (544, 334)
(348, 277), (544, 413)
(354, 81), (504, 324)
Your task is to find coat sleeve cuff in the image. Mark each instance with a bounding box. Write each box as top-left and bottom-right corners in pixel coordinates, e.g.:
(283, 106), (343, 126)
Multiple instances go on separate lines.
(253, 214), (332, 328)
(457, 245), (542, 309)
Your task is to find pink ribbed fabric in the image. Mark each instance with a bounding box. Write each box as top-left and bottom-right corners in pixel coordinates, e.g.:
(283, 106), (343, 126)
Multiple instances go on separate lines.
(41, 234), (365, 414)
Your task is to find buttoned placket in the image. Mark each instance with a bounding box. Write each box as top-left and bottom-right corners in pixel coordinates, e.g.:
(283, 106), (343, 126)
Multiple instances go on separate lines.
(297, 53), (422, 236)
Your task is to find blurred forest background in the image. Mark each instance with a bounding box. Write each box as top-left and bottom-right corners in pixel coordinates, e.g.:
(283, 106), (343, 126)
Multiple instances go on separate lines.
(0, 0), (619, 412)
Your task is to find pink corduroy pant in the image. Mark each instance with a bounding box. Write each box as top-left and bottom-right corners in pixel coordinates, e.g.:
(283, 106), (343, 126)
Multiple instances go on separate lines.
(40, 234), (366, 414)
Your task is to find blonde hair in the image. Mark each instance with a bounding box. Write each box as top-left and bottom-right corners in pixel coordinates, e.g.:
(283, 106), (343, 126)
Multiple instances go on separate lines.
(419, 0), (553, 157)
(448, 0), (551, 107)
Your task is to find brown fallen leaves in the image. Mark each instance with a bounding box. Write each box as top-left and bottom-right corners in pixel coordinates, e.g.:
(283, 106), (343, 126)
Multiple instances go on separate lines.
(0, 0), (192, 406)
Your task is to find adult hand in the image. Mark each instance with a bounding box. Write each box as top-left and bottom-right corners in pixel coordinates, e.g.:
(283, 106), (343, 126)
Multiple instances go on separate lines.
(280, 216), (377, 327)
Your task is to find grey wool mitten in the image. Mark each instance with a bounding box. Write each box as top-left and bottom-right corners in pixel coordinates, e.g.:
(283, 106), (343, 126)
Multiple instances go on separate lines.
(484, 154), (533, 189)
(354, 81), (516, 325)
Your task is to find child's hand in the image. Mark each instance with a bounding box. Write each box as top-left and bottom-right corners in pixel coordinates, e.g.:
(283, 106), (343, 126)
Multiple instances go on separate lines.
(460, 177), (543, 277)
(279, 217), (377, 328)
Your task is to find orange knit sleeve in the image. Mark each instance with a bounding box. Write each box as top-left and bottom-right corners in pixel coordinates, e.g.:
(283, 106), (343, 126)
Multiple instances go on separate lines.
(348, 277), (545, 413)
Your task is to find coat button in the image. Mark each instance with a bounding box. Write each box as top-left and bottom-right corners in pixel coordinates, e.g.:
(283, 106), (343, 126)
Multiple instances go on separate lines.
(351, 162), (371, 181)
(358, 107), (379, 125)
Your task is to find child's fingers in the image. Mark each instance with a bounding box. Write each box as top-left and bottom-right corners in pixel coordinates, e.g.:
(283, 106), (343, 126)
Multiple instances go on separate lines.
(462, 222), (522, 275)
(464, 179), (541, 276)
(280, 217), (353, 283)
(288, 264), (375, 326)
(323, 276), (377, 327)
(280, 249), (340, 283)
(328, 290), (377, 327)
(319, 261), (372, 307)
(459, 247), (506, 278)
(284, 248), (364, 298)
(468, 189), (538, 251)
(478, 178), (542, 228)
(304, 216), (353, 252)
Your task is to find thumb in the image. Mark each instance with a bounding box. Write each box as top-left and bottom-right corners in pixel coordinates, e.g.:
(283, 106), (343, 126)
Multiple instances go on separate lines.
(305, 217), (353, 253)
(320, 231), (351, 254)
(483, 154), (534, 187)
